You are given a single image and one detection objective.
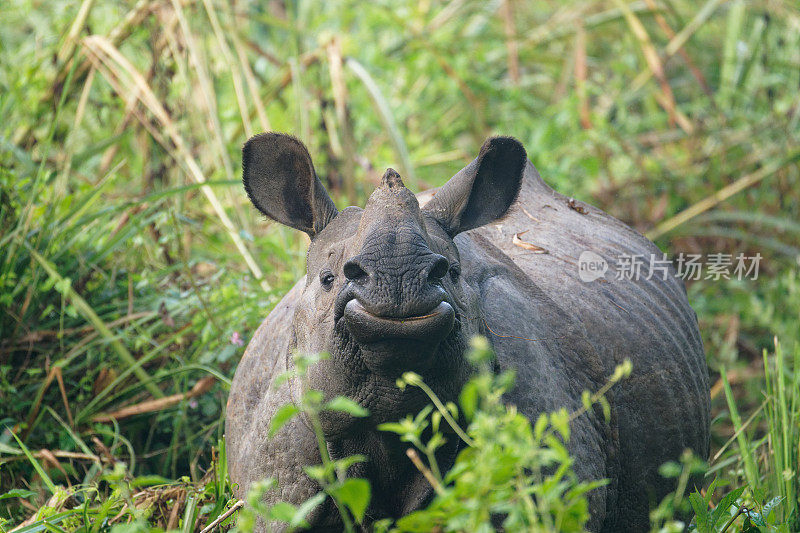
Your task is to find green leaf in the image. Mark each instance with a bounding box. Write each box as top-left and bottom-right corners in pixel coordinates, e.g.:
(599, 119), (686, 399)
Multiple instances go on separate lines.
(293, 352), (329, 375)
(533, 414), (549, 440)
(761, 496), (783, 522)
(273, 370), (294, 388)
(9, 429), (56, 494)
(598, 396), (611, 423)
(303, 464), (330, 482)
(704, 477), (718, 504)
(269, 404), (300, 437)
(325, 396), (368, 417)
(377, 422), (407, 435)
(25, 245), (163, 398)
(496, 370), (516, 393)
(290, 492), (327, 529)
(740, 517), (761, 533)
(346, 58), (416, 186)
(688, 491), (710, 533)
(131, 475), (174, 487)
(0, 488), (36, 500)
(658, 461), (682, 478)
(413, 405), (434, 426)
(426, 431), (446, 453)
(747, 510), (766, 527)
(328, 478), (371, 523)
(41, 522), (68, 533)
(302, 389), (325, 407)
(710, 487), (745, 528)
(581, 390), (592, 411)
(396, 508), (449, 532)
(549, 408), (570, 441)
(332, 454), (368, 473)
(269, 501), (298, 523)
(459, 380), (478, 420)
(721, 367), (759, 488)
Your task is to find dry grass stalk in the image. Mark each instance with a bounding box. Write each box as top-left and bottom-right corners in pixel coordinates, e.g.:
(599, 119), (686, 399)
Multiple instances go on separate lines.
(3, 312), (154, 346)
(406, 448), (444, 495)
(81, 35), (269, 289)
(92, 376), (216, 422)
(628, 0), (726, 99)
(232, 31), (272, 132)
(198, 500), (244, 533)
(58, 0), (96, 62)
(647, 151), (800, 239)
(327, 37), (357, 200)
(168, 0), (232, 165)
(614, 0), (688, 133)
(23, 366), (74, 439)
(500, 0), (520, 85)
(575, 20), (591, 130)
(0, 449), (101, 467)
(642, 0), (713, 96)
(201, 0), (254, 138)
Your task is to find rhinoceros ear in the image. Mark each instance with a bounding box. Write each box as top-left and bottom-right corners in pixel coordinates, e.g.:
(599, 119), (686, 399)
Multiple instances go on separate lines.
(243, 132), (338, 237)
(423, 136), (526, 236)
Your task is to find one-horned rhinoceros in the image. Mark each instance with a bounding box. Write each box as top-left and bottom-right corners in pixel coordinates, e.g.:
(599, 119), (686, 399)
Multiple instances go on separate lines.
(226, 132), (710, 531)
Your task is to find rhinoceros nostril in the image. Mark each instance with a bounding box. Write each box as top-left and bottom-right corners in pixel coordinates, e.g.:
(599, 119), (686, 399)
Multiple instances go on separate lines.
(343, 258), (369, 282)
(427, 255), (449, 282)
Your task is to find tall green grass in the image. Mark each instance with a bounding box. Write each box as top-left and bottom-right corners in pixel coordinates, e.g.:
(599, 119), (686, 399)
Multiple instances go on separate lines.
(1, 0), (799, 528)
(693, 339), (800, 532)
(762, 341), (800, 527)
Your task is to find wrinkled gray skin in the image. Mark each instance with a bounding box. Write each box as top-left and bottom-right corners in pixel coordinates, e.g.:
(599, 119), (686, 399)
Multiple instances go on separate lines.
(226, 133), (710, 532)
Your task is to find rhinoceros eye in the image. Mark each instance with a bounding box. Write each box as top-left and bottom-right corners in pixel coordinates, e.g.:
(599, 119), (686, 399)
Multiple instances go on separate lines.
(449, 263), (461, 282)
(320, 269), (335, 291)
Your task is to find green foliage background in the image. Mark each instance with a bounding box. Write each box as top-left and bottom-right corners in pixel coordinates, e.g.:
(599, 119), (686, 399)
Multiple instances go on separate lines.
(0, 0), (798, 530)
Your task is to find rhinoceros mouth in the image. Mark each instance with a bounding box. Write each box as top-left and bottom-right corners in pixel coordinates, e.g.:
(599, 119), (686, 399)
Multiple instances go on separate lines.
(343, 299), (457, 375)
(343, 300), (455, 344)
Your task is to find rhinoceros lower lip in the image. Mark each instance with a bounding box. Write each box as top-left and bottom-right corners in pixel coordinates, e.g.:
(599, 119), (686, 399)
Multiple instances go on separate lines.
(344, 300), (455, 344)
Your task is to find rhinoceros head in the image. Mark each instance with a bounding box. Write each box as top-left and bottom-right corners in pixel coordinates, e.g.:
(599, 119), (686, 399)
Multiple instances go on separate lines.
(242, 133), (526, 436)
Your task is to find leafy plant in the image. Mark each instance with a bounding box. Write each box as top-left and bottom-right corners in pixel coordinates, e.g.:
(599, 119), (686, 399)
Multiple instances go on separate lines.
(687, 478), (785, 533)
(234, 337), (632, 532)
(0, 437), (238, 531)
(236, 352), (372, 532)
(379, 337), (629, 532)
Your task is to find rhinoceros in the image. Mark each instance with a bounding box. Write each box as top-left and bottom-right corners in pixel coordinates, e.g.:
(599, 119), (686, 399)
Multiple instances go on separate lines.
(226, 133), (709, 531)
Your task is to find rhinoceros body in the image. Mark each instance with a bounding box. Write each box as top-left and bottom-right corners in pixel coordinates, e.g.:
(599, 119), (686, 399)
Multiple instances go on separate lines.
(226, 133), (709, 532)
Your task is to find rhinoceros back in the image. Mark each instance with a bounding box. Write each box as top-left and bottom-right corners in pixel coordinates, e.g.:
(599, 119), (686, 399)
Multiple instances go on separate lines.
(467, 161), (709, 528)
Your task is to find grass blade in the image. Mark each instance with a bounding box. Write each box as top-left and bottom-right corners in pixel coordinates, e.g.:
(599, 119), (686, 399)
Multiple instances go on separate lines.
(81, 35), (269, 290)
(721, 364), (760, 489)
(346, 58), (417, 188)
(647, 149), (800, 240)
(9, 429), (57, 494)
(24, 243), (163, 398)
